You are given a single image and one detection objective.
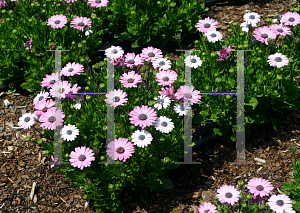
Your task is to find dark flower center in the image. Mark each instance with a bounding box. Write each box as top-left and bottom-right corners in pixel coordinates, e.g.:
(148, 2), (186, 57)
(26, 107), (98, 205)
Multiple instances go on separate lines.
(42, 107), (48, 112)
(24, 117), (30, 122)
(48, 116), (56, 122)
(204, 23), (210, 28)
(68, 68), (73, 72)
(211, 33), (217, 38)
(159, 61), (165, 66)
(127, 78), (134, 83)
(79, 155), (86, 161)
(139, 114), (147, 120)
(59, 88), (65, 93)
(158, 98), (164, 104)
(96, 0), (101, 2)
(148, 52), (155, 57)
(39, 96), (44, 101)
(163, 77), (169, 81)
(161, 121), (168, 127)
(289, 17), (295, 22)
(129, 59), (134, 64)
(225, 192), (233, 198)
(277, 28), (283, 32)
(50, 80), (55, 84)
(180, 105), (185, 111)
(55, 20), (60, 24)
(186, 94), (192, 99)
(78, 22), (84, 26)
(67, 130), (72, 135)
(256, 185), (264, 191)
(275, 57), (282, 62)
(204, 211), (210, 213)
(191, 58), (197, 63)
(276, 200), (284, 206)
(112, 49), (118, 54)
(249, 15), (255, 19)
(262, 34), (268, 38)
(139, 135), (145, 140)
(114, 96), (120, 102)
(117, 147), (125, 154)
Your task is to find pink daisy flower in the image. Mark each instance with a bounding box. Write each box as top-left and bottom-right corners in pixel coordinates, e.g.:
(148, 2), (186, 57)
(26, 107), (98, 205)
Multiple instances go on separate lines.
(69, 146), (95, 170)
(105, 45), (124, 60)
(217, 46), (231, 61)
(106, 138), (135, 162)
(196, 17), (218, 33)
(243, 12), (261, 26)
(267, 52), (289, 68)
(49, 81), (72, 99)
(119, 71), (142, 88)
(155, 70), (178, 86)
(152, 57), (172, 71)
(47, 14), (68, 29)
(158, 86), (176, 102)
(123, 53), (144, 69)
(197, 202), (217, 213)
(267, 194), (293, 213)
(216, 185), (242, 206)
(24, 39), (33, 51)
(70, 16), (92, 32)
(270, 23), (292, 37)
(65, 83), (81, 99)
(175, 86), (201, 105)
(18, 113), (36, 129)
(50, 155), (61, 169)
(39, 107), (65, 130)
(204, 30), (223, 43)
(33, 90), (50, 106)
(253, 26), (277, 45)
(88, 0), (109, 8)
(247, 178), (274, 198)
(140, 46), (164, 63)
(281, 12), (300, 27)
(105, 89), (128, 108)
(41, 73), (61, 90)
(128, 105), (158, 129)
(61, 62), (84, 77)
(0, 0), (7, 9)
(108, 56), (125, 67)
(33, 99), (56, 117)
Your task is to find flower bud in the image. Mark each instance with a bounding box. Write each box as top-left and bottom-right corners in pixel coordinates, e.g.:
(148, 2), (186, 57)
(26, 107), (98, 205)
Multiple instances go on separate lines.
(91, 14), (97, 19)
(277, 75), (282, 80)
(246, 194), (252, 200)
(170, 2), (176, 7)
(78, 43), (82, 48)
(228, 28), (233, 32)
(65, 153), (69, 158)
(37, 139), (43, 144)
(232, 22), (238, 26)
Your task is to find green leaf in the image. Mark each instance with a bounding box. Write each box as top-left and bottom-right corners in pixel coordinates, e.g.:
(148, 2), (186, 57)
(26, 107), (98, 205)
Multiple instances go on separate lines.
(244, 97), (258, 110)
(131, 40), (140, 48)
(152, 176), (173, 193)
(213, 128), (222, 136)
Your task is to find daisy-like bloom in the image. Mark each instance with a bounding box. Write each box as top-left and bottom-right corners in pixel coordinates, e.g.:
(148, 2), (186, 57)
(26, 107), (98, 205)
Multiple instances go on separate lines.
(123, 53), (144, 69)
(140, 46), (164, 63)
(243, 12), (261, 26)
(267, 194), (293, 213)
(69, 146), (95, 170)
(60, 124), (79, 141)
(278, 208), (296, 213)
(267, 52), (289, 68)
(50, 155), (61, 169)
(119, 71), (142, 88)
(197, 202), (217, 213)
(217, 46), (231, 61)
(61, 62), (85, 77)
(85, 29), (93, 36)
(18, 113), (36, 129)
(252, 195), (267, 205)
(33, 90), (50, 106)
(272, 19), (278, 23)
(65, 83), (81, 99)
(270, 23), (292, 37)
(155, 70), (178, 86)
(105, 89), (128, 108)
(74, 95), (84, 110)
(204, 30), (223, 43)
(175, 86), (201, 105)
(24, 39), (33, 51)
(154, 116), (174, 134)
(153, 95), (171, 110)
(39, 107), (65, 130)
(47, 14), (68, 29)
(128, 105), (158, 129)
(109, 56), (125, 67)
(184, 55), (203, 69)
(281, 12), (300, 27)
(0, 0), (7, 9)
(50, 81), (72, 99)
(152, 57), (172, 71)
(240, 21), (257, 33)
(88, 0), (109, 8)
(174, 102), (192, 116)
(131, 129), (153, 148)
(70, 16), (92, 32)
(196, 17), (218, 33)
(105, 45), (124, 60)
(216, 185), (242, 206)
(106, 138), (135, 162)
(159, 86), (177, 102)
(41, 73), (61, 89)
(253, 26), (277, 45)
(247, 177), (274, 198)
(33, 99), (56, 117)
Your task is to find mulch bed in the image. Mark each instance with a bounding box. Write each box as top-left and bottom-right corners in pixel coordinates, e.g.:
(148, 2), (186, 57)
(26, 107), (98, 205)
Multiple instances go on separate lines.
(1, 0), (300, 212)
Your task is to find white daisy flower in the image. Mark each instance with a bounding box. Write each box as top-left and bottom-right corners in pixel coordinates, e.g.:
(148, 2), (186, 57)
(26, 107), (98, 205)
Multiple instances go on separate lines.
(104, 45), (124, 60)
(174, 103), (192, 116)
(204, 30), (223, 43)
(131, 129), (153, 148)
(74, 96), (84, 110)
(184, 55), (203, 69)
(153, 95), (171, 110)
(243, 12), (261, 26)
(240, 21), (257, 33)
(154, 116), (174, 134)
(33, 90), (50, 106)
(60, 124), (80, 141)
(152, 57), (172, 71)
